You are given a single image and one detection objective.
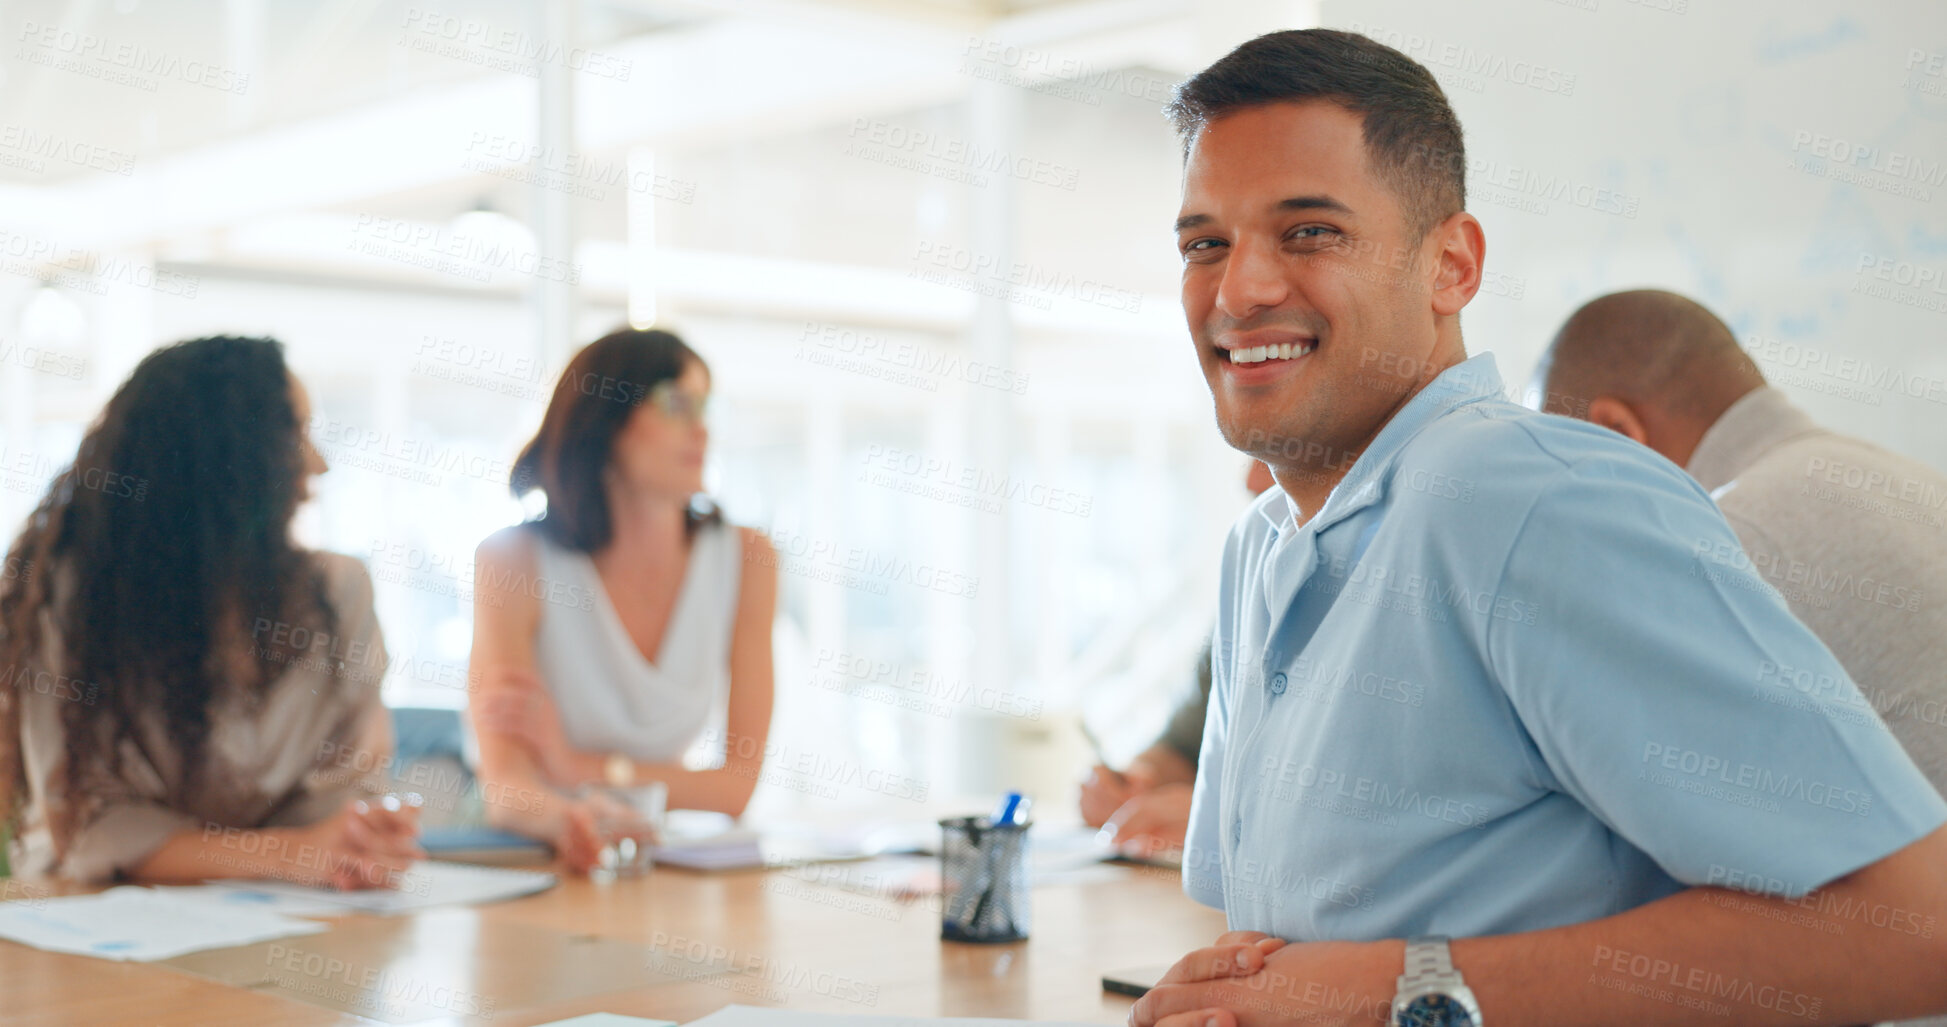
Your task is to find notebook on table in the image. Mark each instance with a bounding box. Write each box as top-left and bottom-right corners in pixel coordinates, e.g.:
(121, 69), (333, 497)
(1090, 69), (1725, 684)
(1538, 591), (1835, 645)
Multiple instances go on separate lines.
(420, 824), (553, 864)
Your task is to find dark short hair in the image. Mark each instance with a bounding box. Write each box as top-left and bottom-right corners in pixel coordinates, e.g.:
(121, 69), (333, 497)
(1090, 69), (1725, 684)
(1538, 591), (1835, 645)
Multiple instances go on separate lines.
(512, 327), (720, 552)
(1543, 289), (1764, 422)
(1166, 29), (1466, 238)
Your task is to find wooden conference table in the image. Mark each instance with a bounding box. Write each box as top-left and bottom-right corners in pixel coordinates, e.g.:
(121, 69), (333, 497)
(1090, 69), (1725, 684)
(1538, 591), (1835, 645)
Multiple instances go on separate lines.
(0, 856), (1224, 1026)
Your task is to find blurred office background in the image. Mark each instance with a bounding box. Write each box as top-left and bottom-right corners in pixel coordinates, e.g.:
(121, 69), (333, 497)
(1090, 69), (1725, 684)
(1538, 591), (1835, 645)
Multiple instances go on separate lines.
(0, 0), (1941, 820)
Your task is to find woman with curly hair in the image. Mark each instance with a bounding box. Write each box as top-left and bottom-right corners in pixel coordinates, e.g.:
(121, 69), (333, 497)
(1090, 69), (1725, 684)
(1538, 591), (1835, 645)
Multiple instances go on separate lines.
(0, 336), (421, 886)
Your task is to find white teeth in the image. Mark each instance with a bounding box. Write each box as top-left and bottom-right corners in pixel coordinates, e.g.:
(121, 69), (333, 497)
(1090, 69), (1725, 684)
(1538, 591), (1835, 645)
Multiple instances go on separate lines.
(1229, 342), (1315, 364)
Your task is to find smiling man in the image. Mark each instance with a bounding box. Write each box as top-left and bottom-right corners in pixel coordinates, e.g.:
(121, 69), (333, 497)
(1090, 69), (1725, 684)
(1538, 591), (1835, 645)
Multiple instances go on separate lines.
(1131, 29), (1947, 1027)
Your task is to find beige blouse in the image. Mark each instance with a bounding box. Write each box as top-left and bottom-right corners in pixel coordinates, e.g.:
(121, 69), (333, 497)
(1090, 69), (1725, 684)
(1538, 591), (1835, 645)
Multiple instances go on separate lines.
(10, 551), (391, 882)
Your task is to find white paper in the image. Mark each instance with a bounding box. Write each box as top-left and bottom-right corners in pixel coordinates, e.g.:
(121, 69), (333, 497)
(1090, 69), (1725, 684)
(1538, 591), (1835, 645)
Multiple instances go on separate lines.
(684, 1005), (1101, 1027)
(0, 886), (326, 961)
(660, 809), (741, 843)
(1028, 824), (1119, 875)
(212, 860), (556, 914)
(651, 812), (899, 871)
(534, 1016), (678, 1027)
(652, 810), (764, 869)
(151, 883), (356, 918)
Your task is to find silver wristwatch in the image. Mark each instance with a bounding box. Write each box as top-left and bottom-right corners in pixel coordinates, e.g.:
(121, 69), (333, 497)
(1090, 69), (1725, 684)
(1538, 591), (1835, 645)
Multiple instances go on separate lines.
(1391, 936), (1483, 1026)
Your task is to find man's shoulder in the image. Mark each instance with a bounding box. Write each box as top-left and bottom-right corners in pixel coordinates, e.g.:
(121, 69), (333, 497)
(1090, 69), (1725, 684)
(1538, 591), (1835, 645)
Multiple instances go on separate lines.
(1720, 427), (1947, 556)
(1734, 426), (1947, 505)
(1393, 398), (1702, 510)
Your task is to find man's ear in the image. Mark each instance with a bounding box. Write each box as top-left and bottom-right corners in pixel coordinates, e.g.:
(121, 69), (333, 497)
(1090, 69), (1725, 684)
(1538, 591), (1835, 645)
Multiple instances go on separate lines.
(1586, 396), (1650, 446)
(1429, 212), (1485, 318)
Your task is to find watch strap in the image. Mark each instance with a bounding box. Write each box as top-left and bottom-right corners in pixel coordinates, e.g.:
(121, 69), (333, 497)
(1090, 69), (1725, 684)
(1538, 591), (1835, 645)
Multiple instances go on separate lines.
(1398, 935), (1457, 990)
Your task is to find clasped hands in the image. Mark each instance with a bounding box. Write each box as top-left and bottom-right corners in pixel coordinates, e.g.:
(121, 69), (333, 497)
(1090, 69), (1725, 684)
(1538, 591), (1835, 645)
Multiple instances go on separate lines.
(1127, 931), (1401, 1027)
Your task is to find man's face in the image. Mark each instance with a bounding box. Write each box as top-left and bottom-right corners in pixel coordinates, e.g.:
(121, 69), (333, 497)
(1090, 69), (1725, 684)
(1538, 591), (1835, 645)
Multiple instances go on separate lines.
(1176, 100), (1445, 469)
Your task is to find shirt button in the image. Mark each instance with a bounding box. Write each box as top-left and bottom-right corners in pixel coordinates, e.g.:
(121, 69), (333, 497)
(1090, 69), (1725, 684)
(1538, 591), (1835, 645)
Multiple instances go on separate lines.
(1269, 672), (1287, 695)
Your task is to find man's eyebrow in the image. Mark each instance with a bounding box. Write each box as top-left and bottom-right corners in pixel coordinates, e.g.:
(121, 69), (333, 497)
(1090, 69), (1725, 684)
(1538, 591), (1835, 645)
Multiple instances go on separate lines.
(1174, 195), (1355, 234)
(1277, 194), (1353, 215)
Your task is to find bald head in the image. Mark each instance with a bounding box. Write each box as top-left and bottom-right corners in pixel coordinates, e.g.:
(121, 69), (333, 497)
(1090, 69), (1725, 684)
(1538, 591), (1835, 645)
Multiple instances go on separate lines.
(1541, 289), (1766, 467)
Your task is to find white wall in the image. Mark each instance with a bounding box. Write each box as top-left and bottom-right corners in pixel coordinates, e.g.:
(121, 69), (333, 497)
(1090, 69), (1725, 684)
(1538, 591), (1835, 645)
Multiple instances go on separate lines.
(1322, 0), (1947, 470)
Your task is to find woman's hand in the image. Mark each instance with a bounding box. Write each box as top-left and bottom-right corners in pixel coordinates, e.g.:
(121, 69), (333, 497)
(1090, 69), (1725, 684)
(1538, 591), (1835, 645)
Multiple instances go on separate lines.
(1103, 782), (1195, 856)
(555, 792), (659, 874)
(272, 797), (425, 890)
(1080, 764), (1140, 827)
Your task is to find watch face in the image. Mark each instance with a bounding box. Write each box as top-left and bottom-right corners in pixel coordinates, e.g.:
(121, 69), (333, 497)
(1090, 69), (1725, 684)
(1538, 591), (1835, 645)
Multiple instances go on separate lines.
(1397, 994), (1476, 1027)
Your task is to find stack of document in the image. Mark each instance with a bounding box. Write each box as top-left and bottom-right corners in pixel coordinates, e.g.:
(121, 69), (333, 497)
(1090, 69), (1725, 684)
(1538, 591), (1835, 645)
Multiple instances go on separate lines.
(652, 810), (767, 870)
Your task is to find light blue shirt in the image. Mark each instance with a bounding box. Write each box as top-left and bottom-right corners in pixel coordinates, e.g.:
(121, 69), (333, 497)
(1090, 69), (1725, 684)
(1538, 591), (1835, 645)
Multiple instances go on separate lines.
(1185, 353), (1946, 940)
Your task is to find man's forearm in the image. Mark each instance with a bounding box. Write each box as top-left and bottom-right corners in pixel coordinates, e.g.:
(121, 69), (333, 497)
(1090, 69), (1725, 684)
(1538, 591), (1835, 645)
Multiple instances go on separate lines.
(1456, 830), (1947, 1025)
(1140, 829), (1947, 1027)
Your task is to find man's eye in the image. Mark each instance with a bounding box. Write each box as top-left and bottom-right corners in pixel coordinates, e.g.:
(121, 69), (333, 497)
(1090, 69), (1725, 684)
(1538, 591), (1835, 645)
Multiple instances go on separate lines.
(1183, 238), (1224, 255)
(1289, 225), (1336, 241)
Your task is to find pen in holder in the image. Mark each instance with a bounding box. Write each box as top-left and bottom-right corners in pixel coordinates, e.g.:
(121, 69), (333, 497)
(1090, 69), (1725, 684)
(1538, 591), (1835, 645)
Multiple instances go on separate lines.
(939, 814), (1030, 943)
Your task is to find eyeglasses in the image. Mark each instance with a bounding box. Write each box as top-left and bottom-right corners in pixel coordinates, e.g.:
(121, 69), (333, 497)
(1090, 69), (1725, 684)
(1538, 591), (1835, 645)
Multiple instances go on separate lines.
(647, 381), (711, 424)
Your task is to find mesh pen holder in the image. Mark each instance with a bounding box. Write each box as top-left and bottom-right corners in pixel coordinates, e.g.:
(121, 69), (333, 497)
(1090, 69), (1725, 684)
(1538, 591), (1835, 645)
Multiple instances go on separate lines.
(940, 815), (1030, 943)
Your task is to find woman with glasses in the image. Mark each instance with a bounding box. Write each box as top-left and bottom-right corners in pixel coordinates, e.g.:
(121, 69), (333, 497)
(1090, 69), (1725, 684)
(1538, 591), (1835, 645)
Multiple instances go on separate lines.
(468, 328), (776, 872)
(0, 336), (421, 886)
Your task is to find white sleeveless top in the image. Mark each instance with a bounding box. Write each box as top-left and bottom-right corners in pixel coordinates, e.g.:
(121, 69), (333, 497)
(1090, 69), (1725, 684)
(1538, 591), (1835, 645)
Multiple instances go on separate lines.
(531, 520), (742, 762)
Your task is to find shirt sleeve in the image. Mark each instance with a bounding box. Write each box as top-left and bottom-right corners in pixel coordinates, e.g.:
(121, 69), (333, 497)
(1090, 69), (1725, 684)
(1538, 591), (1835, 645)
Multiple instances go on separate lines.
(58, 795), (203, 884)
(1155, 637), (1214, 767)
(1485, 454), (1947, 898)
(275, 681), (393, 828)
(275, 555), (393, 827)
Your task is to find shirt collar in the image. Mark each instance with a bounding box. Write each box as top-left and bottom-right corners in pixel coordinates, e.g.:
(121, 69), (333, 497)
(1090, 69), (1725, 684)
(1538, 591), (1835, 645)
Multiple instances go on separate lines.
(1256, 352), (1507, 535)
(1684, 387), (1822, 493)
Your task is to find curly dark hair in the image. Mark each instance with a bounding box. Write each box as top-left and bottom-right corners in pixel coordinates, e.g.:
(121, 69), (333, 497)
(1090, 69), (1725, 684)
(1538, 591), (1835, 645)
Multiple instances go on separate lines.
(0, 336), (338, 841)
